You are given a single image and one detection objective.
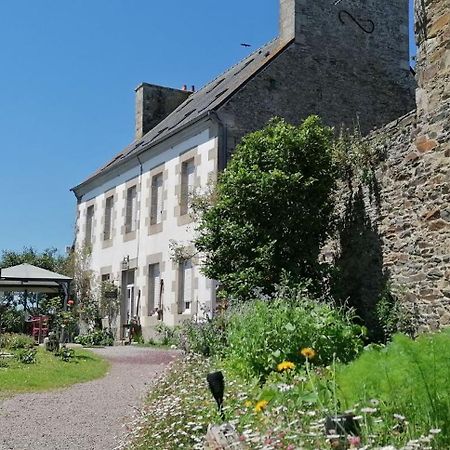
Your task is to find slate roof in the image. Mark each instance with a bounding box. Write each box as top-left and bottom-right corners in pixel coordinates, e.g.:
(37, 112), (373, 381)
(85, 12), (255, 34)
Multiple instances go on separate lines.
(74, 37), (290, 191)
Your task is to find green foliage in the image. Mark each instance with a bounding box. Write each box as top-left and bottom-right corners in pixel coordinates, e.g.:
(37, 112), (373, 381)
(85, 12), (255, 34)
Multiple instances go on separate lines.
(45, 333), (60, 353)
(154, 322), (179, 347)
(332, 125), (385, 186)
(0, 306), (25, 334)
(129, 355), (217, 450)
(375, 288), (419, 343)
(128, 350), (445, 450)
(337, 330), (450, 447)
(0, 246), (70, 275)
(0, 359), (9, 368)
(195, 116), (336, 300)
(57, 345), (74, 362)
(225, 289), (365, 381)
(16, 348), (37, 364)
(74, 329), (113, 347)
(0, 333), (35, 349)
(178, 314), (228, 357)
(99, 280), (121, 329)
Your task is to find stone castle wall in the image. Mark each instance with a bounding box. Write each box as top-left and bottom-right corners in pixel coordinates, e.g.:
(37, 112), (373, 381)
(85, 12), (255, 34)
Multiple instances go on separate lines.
(329, 0), (450, 332)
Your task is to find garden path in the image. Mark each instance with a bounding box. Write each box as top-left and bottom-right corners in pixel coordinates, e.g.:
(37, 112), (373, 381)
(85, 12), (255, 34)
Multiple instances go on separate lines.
(0, 346), (179, 450)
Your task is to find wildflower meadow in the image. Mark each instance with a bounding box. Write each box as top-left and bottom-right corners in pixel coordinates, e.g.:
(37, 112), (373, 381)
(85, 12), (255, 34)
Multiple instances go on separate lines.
(121, 287), (450, 450)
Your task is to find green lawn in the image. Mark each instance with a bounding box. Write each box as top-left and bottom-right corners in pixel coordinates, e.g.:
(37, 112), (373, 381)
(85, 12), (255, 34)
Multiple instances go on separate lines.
(0, 348), (109, 398)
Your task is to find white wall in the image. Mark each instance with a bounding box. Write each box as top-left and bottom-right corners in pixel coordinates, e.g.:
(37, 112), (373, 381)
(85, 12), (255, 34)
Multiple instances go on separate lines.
(75, 121), (218, 338)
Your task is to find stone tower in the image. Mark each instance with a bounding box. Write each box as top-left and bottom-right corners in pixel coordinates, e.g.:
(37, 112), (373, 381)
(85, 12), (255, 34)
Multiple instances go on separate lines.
(280, 0), (413, 90)
(278, 0), (415, 131)
(414, 0), (450, 116)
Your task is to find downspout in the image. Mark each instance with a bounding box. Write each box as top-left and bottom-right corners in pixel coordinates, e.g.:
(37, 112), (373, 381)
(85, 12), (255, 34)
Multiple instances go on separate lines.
(208, 111), (228, 171)
(135, 155), (144, 323)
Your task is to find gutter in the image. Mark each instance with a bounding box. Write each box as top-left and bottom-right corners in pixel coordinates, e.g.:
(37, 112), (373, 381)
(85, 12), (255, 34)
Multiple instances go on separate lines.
(135, 154), (144, 319)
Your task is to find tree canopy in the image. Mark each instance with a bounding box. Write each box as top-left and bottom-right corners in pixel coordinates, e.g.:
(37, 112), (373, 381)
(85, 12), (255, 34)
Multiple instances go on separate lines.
(194, 116), (336, 300)
(0, 246), (70, 276)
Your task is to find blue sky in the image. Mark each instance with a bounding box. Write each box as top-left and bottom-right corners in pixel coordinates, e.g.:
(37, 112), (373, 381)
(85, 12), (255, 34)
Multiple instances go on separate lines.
(0, 0), (416, 255)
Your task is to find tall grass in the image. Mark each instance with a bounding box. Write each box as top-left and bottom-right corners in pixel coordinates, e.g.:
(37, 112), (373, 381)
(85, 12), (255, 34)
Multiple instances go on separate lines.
(337, 330), (450, 447)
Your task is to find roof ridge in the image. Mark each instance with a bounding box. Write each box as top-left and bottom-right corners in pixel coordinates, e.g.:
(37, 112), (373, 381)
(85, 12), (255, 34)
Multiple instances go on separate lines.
(72, 37), (289, 193)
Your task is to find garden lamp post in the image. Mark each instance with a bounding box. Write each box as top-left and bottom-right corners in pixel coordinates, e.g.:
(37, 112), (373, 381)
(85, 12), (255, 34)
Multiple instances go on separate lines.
(207, 371), (225, 420)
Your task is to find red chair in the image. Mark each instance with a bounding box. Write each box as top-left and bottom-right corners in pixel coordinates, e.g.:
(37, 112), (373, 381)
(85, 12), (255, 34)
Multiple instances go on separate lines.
(31, 316), (49, 343)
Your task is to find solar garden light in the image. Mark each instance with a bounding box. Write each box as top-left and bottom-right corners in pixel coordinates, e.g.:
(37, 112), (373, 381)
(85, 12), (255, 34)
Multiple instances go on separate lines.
(206, 371), (225, 420)
(325, 413), (360, 449)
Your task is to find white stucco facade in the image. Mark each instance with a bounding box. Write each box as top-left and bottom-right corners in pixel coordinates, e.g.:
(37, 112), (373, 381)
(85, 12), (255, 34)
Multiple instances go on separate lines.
(74, 119), (219, 339)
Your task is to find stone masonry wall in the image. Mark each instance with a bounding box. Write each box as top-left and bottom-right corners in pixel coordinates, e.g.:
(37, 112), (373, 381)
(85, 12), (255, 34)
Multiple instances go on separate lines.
(329, 109), (450, 332)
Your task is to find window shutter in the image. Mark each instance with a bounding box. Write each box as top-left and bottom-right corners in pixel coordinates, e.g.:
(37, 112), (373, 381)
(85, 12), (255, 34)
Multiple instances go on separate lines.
(178, 263), (185, 314)
(126, 187), (136, 232)
(150, 177), (158, 224)
(151, 174), (163, 225)
(181, 159), (195, 215)
(104, 196), (113, 240)
(148, 263), (160, 313)
(154, 264), (161, 310)
(156, 176), (163, 224)
(85, 205), (94, 245)
(183, 261), (193, 310)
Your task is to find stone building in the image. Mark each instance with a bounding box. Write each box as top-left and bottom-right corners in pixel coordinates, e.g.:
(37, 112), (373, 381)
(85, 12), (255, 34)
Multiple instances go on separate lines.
(71, 0), (414, 339)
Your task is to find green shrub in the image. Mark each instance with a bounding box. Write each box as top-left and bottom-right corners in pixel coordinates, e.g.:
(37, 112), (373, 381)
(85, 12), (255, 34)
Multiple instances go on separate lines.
(74, 329), (113, 347)
(225, 291), (365, 381)
(375, 288), (418, 342)
(0, 358), (9, 368)
(0, 333), (35, 350)
(45, 333), (60, 353)
(0, 307), (25, 333)
(57, 345), (74, 362)
(178, 314), (227, 357)
(16, 348), (37, 364)
(337, 330), (450, 448)
(154, 322), (179, 347)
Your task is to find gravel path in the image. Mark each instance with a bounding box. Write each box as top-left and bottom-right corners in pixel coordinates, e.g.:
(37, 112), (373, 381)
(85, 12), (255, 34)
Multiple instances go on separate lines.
(0, 346), (179, 450)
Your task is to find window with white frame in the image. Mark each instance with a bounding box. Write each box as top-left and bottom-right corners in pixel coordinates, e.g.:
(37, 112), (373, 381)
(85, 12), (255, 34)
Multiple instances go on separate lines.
(85, 205), (94, 246)
(103, 196), (114, 240)
(150, 173), (164, 225)
(180, 158), (195, 216)
(178, 260), (193, 313)
(148, 263), (161, 314)
(125, 186), (137, 233)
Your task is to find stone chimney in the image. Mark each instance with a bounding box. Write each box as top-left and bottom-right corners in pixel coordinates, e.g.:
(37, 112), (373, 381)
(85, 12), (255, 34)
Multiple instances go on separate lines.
(414, 0), (450, 115)
(135, 83), (192, 140)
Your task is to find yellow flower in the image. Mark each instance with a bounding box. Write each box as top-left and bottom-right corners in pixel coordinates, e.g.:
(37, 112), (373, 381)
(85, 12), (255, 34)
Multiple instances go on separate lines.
(277, 361), (296, 372)
(254, 400), (269, 413)
(244, 400), (253, 408)
(300, 347), (316, 359)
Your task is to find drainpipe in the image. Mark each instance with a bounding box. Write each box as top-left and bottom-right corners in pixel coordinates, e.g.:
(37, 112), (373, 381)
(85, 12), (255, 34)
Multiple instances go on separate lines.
(208, 111), (228, 171)
(135, 154), (144, 322)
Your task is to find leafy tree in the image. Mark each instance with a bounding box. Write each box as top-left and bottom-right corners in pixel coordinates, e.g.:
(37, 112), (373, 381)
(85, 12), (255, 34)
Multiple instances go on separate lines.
(0, 247), (71, 332)
(0, 246), (70, 275)
(194, 116), (336, 300)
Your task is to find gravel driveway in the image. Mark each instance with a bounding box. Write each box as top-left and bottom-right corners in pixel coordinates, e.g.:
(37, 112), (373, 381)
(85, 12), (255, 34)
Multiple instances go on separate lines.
(0, 346), (179, 450)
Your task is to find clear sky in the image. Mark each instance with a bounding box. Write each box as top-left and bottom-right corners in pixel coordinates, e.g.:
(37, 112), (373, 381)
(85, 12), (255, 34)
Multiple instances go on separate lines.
(0, 0), (416, 255)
